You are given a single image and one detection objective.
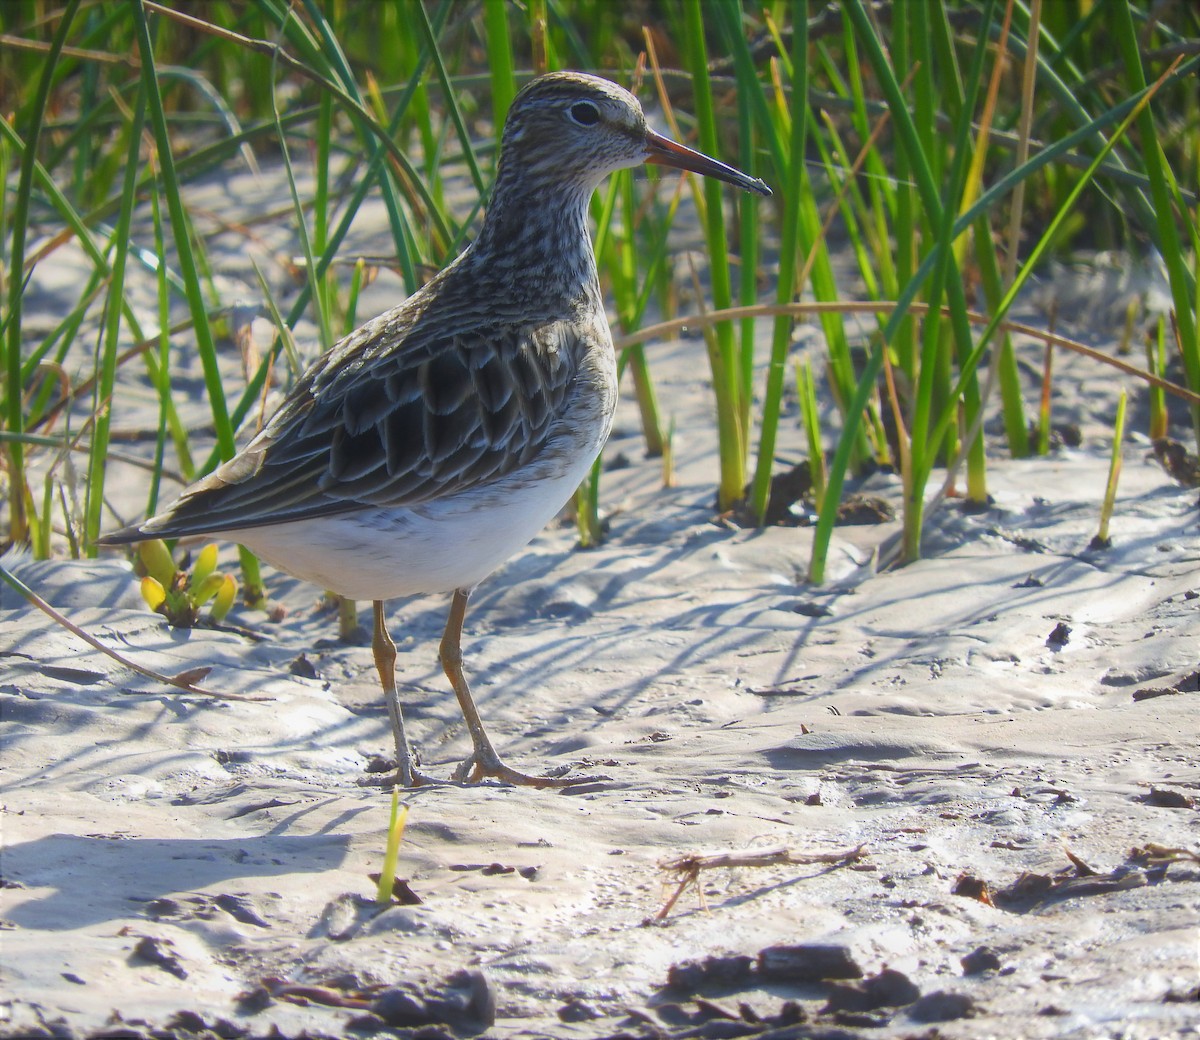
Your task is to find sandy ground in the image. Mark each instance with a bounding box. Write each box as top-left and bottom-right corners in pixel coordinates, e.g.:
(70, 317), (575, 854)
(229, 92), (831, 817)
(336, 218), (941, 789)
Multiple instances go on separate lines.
(2, 168), (1199, 1039)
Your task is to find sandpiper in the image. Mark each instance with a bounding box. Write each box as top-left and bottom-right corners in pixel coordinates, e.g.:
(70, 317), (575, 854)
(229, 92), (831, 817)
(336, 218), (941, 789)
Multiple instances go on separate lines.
(101, 72), (770, 787)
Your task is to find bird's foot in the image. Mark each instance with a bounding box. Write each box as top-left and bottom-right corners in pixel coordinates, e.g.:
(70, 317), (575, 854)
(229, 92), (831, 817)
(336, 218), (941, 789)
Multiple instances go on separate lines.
(359, 751), (445, 789)
(393, 765), (445, 788)
(451, 746), (609, 788)
(361, 749), (610, 789)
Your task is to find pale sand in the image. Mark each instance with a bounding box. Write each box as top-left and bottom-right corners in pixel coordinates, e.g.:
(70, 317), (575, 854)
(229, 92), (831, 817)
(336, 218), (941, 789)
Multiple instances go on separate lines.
(2, 170), (1198, 1039)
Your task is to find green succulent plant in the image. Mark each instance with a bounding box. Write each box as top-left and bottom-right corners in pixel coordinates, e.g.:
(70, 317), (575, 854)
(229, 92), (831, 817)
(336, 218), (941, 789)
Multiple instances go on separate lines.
(136, 540), (237, 626)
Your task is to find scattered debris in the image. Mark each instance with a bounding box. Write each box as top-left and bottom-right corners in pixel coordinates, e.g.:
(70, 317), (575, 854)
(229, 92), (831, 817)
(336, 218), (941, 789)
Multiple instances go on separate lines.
(1133, 668), (1200, 701)
(128, 935), (187, 980)
(1152, 438), (1200, 486)
(1130, 843), (1200, 867)
(961, 947), (1003, 975)
(837, 494), (895, 525)
(908, 990), (979, 1022)
(365, 873), (422, 905)
(656, 844), (867, 920)
(992, 848), (1153, 911)
(558, 997), (605, 1022)
(1164, 983), (1200, 1003)
(667, 955), (755, 993)
(372, 969), (496, 1030)
(823, 968), (920, 1011)
(1145, 787), (1195, 809)
(758, 943), (864, 983)
(1046, 621), (1072, 647)
(288, 653), (320, 679)
(952, 873), (994, 905)
(213, 892), (271, 927)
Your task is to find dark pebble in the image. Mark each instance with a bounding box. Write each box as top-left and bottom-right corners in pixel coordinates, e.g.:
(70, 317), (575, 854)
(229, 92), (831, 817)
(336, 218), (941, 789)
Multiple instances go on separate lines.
(558, 998), (604, 1022)
(758, 943), (864, 982)
(667, 954), (756, 993)
(1047, 621), (1071, 647)
(374, 989), (432, 1027)
(908, 990), (978, 1022)
(961, 946), (1003, 975)
(692, 1021), (759, 1039)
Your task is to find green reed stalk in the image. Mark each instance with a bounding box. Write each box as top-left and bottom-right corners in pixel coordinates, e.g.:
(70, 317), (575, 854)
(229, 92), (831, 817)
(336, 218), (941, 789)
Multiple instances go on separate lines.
(83, 84), (146, 550)
(194, 0), (457, 480)
(5, 0), (81, 544)
(1147, 318), (1167, 442)
(20, 275), (103, 430)
(572, 178), (618, 548)
(0, 121), (7, 274)
(610, 171), (666, 459)
(250, 259), (302, 383)
(72, 7), (103, 205)
(938, 0), (994, 504)
(575, 457), (603, 550)
(133, 0), (264, 602)
(1037, 343), (1053, 455)
(312, 91), (336, 351)
(859, 0), (986, 563)
(483, 0), (517, 139)
(834, 33), (900, 302)
(345, 258), (368, 336)
(415, 1), (486, 199)
(797, 359), (826, 512)
(1092, 389), (1127, 549)
(887, 7), (919, 390)
(812, 112), (879, 299)
(973, 222), (1029, 457)
(683, 0), (743, 510)
(146, 175), (177, 518)
(1110, 2), (1199, 437)
(272, 65), (332, 356)
(375, 790), (409, 906)
(747, 0), (807, 522)
(736, 84), (760, 452)
(133, 3), (233, 462)
(924, 69), (1169, 474)
(527, 0), (551, 72)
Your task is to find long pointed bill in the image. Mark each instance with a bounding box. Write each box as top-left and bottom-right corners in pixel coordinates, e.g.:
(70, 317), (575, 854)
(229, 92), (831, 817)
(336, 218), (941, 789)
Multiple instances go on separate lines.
(645, 127), (772, 197)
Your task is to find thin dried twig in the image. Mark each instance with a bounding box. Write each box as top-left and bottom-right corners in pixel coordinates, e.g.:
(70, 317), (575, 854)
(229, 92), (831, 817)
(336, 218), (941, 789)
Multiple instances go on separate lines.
(656, 844), (868, 920)
(0, 560), (269, 702)
(615, 301), (1200, 407)
(1133, 843), (1200, 866)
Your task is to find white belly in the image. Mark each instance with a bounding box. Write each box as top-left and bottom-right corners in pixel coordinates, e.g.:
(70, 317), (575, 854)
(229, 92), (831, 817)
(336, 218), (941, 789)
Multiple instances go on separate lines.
(229, 408), (611, 602)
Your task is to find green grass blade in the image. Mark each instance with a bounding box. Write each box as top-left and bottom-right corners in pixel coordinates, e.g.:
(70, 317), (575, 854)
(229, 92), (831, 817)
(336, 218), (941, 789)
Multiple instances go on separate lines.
(1093, 389), (1127, 547)
(1109, 3), (1199, 435)
(484, 0), (517, 141)
(375, 791), (409, 906)
(747, 0), (807, 522)
(5, 0), (82, 544)
(683, 0), (744, 509)
(84, 81), (146, 550)
(146, 174), (179, 517)
(414, 2), (487, 198)
(132, 0), (235, 462)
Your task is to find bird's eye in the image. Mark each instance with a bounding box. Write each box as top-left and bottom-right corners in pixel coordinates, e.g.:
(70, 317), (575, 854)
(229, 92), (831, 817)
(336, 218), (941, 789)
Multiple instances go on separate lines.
(568, 101), (601, 126)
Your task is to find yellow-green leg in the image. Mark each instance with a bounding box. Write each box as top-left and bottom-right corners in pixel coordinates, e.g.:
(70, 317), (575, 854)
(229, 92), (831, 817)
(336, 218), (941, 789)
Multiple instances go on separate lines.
(372, 600), (438, 787)
(440, 587), (607, 787)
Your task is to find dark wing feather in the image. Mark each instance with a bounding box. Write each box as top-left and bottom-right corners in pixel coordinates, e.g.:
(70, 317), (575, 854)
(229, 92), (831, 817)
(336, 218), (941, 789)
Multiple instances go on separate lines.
(107, 293), (580, 542)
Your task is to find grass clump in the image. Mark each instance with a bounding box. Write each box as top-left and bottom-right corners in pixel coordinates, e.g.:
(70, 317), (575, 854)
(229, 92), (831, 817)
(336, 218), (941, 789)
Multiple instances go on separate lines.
(1, 0), (1197, 598)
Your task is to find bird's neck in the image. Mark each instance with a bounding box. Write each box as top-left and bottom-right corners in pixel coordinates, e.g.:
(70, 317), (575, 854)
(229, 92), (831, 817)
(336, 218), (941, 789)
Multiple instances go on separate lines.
(465, 178), (601, 315)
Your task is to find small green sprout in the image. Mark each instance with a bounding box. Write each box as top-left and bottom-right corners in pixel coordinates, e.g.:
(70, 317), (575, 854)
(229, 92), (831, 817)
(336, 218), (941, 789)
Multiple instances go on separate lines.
(136, 540), (238, 626)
